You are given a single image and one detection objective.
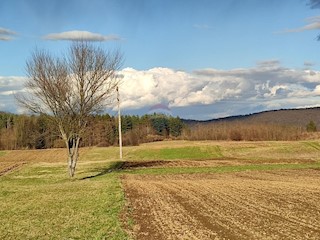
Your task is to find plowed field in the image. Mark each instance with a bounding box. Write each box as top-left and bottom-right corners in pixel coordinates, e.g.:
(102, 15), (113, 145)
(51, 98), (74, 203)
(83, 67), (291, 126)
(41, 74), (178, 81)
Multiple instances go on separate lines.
(122, 169), (320, 240)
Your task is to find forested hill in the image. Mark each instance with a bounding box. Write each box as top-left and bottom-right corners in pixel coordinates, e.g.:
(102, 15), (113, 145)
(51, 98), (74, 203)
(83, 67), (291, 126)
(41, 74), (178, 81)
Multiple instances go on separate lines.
(183, 107), (320, 128)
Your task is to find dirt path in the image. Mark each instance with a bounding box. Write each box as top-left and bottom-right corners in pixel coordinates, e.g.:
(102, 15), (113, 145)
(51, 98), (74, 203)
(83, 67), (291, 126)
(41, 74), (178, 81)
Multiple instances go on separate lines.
(122, 169), (320, 240)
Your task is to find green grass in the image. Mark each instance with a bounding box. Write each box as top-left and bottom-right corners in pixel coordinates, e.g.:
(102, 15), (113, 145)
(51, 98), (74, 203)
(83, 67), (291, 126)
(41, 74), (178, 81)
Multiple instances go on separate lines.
(128, 146), (223, 160)
(110, 140), (320, 162)
(0, 151), (6, 157)
(77, 140), (320, 162)
(220, 141), (320, 161)
(303, 141), (320, 150)
(0, 162), (129, 240)
(82, 147), (120, 161)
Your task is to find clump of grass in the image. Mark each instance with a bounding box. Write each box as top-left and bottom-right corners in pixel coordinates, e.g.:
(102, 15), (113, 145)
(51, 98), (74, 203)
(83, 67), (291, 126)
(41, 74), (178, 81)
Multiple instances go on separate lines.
(0, 151), (6, 157)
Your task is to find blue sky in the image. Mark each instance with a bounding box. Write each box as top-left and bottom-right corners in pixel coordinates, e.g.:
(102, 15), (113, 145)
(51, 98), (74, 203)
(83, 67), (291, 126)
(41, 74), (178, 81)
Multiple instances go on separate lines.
(1, 0), (320, 120)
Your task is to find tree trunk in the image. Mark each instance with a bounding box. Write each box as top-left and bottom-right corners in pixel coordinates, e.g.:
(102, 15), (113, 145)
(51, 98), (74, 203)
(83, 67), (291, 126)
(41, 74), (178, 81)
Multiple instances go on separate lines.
(66, 136), (80, 177)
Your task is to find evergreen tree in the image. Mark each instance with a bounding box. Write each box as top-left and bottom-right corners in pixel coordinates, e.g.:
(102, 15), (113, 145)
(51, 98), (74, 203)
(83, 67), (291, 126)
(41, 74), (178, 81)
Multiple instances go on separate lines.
(306, 120), (317, 132)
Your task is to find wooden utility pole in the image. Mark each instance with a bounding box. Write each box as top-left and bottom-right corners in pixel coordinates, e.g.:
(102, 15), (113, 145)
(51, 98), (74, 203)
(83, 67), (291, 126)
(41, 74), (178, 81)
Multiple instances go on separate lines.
(117, 86), (123, 159)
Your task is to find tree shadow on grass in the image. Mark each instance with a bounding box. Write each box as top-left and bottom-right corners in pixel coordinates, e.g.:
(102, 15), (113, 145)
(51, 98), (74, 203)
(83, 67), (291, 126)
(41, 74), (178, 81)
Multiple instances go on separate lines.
(80, 161), (124, 180)
(80, 160), (168, 180)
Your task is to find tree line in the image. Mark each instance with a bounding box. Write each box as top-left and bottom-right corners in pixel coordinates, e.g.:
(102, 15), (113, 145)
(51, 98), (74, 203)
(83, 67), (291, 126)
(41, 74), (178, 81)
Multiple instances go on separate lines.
(1, 111), (318, 151)
(0, 112), (184, 150)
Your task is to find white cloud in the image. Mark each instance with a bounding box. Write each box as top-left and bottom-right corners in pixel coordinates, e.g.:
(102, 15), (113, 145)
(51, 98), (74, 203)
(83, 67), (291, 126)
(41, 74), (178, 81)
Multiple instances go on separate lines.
(0, 27), (16, 35)
(0, 90), (16, 96)
(116, 62), (320, 118)
(313, 85), (320, 94)
(281, 16), (320, 33)
(256, 60), (281, 68)
(0, 36), (13, 41)
(118, 67), (191, 108)
(0, 27), (16, 41)
(2, 62), (320, 119)
(43, 30), (121, 41)
(0, 76), (27, 112)
(0, 76), (26, 89)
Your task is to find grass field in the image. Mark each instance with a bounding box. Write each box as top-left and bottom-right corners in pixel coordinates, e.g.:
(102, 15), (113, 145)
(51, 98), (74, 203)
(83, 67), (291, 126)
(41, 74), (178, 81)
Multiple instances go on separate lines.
(1, 140), (320, 239)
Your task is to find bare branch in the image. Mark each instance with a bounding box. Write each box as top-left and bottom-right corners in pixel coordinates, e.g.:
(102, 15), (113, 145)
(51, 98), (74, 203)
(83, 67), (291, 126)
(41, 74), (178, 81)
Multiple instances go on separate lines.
(16, 41), (123, 177)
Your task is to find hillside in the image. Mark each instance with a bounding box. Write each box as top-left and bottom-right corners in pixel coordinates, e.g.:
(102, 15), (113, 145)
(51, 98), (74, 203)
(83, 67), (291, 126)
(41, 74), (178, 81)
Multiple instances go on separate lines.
(184, 107), (320, 128)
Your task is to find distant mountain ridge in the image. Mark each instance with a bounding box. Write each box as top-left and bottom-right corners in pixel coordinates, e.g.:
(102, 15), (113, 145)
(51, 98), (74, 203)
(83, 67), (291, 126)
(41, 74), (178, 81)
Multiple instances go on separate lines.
(183, 107), (320, 128)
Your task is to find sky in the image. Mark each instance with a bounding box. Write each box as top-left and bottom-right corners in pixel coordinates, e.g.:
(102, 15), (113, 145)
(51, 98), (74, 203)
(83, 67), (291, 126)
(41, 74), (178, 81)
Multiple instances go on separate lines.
(1, 0), (320, 120)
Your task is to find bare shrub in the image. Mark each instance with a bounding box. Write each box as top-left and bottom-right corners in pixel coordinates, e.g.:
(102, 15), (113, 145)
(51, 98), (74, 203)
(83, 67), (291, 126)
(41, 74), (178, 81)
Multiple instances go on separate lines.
(229, 130), (243, 141)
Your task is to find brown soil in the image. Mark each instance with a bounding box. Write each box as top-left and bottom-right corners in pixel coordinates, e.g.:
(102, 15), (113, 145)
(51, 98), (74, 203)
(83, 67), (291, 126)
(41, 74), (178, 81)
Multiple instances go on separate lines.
(119, 159), (250, 169)
(119, 158), (317, 170)
(122, 169), (320, 240)
(0, 162), (26, 176)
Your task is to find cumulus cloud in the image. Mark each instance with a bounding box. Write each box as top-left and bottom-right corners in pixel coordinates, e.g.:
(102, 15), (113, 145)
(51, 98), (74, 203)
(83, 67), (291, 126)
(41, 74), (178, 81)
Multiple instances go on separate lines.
(2, 62), (320, 120)
(0, 27), (16, 41)
(0, 76), (26, 92)
(43, 30), (121, 41)
(0, 76), (27, 112)
(118, 67), (197, 109)
(116, 62), (320, 119)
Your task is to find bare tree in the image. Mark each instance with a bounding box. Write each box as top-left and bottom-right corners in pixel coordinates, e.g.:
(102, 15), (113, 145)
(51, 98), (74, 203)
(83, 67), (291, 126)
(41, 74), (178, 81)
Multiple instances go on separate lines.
(17, 41), (123, 177)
